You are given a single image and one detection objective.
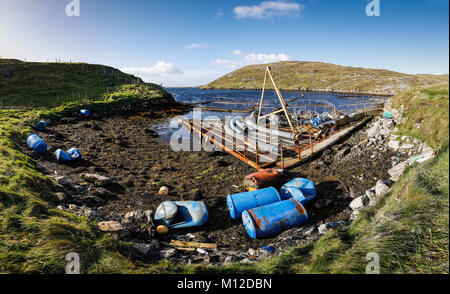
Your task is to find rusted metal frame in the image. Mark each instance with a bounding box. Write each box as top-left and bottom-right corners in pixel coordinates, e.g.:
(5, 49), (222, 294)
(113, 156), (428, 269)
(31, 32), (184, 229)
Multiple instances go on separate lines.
(188, 120), (275, 163)
(182, 120), (261, 169)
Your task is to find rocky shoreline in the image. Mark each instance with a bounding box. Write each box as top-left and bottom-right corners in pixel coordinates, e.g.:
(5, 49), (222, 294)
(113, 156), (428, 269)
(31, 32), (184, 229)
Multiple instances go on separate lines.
(27, 96), (435, 267)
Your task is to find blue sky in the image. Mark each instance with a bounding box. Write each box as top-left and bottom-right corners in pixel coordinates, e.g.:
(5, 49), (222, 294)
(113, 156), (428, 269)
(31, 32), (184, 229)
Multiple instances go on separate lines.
(0, 0), (448, 86)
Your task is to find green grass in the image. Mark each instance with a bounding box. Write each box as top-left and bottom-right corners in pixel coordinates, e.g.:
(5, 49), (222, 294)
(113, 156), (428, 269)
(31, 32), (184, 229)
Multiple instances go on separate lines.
(0, 59), (148, 108)
(391, 82), (449, 150)
(202, 61), (449, 95)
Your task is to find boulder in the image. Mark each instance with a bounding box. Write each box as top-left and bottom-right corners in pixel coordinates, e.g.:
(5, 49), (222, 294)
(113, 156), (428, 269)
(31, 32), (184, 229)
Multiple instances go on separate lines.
(98, 221), (128, 238)
(80, 173), (112, 186)
(367, 122), (380, 138)
(388, 162), (408, 182)
(375, 180), (390, 196)
(350, 196), (371, 211)
(388, 139), (401, 151)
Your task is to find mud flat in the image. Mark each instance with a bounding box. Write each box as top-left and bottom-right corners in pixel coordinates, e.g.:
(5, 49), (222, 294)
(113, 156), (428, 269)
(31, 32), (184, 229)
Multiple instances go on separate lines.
(29, 105), (399, 264)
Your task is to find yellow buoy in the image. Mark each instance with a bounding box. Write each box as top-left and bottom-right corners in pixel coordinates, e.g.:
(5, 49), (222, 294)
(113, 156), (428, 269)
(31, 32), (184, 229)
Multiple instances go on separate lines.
(159, 186), (169, 195)
(156, 225), (169, 235)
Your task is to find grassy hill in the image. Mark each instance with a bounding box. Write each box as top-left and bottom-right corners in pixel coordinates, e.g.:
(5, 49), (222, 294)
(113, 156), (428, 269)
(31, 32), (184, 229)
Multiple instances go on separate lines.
(0, 61), (182, 273)
(0, 59), (160, 108)
(203, 61), (449, 95)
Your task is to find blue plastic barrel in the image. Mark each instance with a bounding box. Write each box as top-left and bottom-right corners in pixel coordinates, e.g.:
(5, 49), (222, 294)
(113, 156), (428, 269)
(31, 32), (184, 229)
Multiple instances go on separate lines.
(242, 199), (308, 239)
(80, 109), (90, 116)
(280, 178), (316, 204)
(26, 134), (47, 155)
(36, 120), (47, 131)
(227, 187), (282, 220)
(54, 149), (73, 163)
(171, 201), (209, 229)
(67, 148), (82, 160)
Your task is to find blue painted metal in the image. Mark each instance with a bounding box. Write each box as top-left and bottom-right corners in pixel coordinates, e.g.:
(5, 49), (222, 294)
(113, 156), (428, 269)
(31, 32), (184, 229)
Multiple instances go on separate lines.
(310, 117), (323, 128)
(280, 178), (316, 204)
(80, 109), (90, 116)
(262, 246), (275, 253)
(154, 201), (178, 226)
(54, 149), (73, 163)
(227, 187), (282, 220)
(171, 201), (209, 229)
(36, 120), (47, 131)
(26, 134), (47, 155)
(67, 148), (82, 160)
(242, 199), (308, 239)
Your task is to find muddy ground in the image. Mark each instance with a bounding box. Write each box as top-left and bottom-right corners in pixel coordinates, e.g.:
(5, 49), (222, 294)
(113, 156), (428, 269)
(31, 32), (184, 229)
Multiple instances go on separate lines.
(32, 106), (400, 264)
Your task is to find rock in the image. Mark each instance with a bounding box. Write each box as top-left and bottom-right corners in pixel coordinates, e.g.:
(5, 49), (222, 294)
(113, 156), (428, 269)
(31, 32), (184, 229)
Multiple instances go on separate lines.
(248, 248), (256, 256)
(55, 192), (66, 202)
(122, 210), (154, 235)
(367, 122), (380, 138)
(54, 176), (72, 186)
(388, 161), (408, 182)
(160, 247), (177, 258)
(82, 208), (97, 219)
(388, 139), (401, 151)
(350, 196), (371, 211)
(318, 221), (349, 235)
(334, 146), (351, 160)
(88, 187), (109, 197)
(399, 143), (414, 150)
(304, 226), (316, 236)
(98, 221), (128, 238)
(224, 256), (234, 265)
(83, 196), (105, 207)
(375, 180), (390, 196)
(131, 243), (152, 255)
(80, 173), (112, 186)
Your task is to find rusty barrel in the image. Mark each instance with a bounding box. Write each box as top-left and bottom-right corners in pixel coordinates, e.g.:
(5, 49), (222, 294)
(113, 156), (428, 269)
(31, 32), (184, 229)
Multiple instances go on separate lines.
(227, 187), (282, 220)
(242, 169), (283, 191)
(242, 198), (308, 239)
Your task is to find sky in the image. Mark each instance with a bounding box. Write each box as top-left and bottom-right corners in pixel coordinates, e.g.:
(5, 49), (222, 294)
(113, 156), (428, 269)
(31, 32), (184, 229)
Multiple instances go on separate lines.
(0, 0), (448, 86)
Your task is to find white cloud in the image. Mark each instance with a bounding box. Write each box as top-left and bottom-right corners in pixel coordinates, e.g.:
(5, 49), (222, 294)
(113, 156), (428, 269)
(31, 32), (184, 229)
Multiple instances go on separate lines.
(184, 43), (211, 49)
(212, 51), (290, 69)
(232, 50), (244, 57)
(121, 62), (223, 87)
(234, 1), (304, 19)
(122, 61), (183, 77)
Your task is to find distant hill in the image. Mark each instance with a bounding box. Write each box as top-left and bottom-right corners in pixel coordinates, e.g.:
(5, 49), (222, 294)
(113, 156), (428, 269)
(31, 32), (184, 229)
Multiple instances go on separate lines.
(0, 59), (166, 108)
(203, 61), (449, 95)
